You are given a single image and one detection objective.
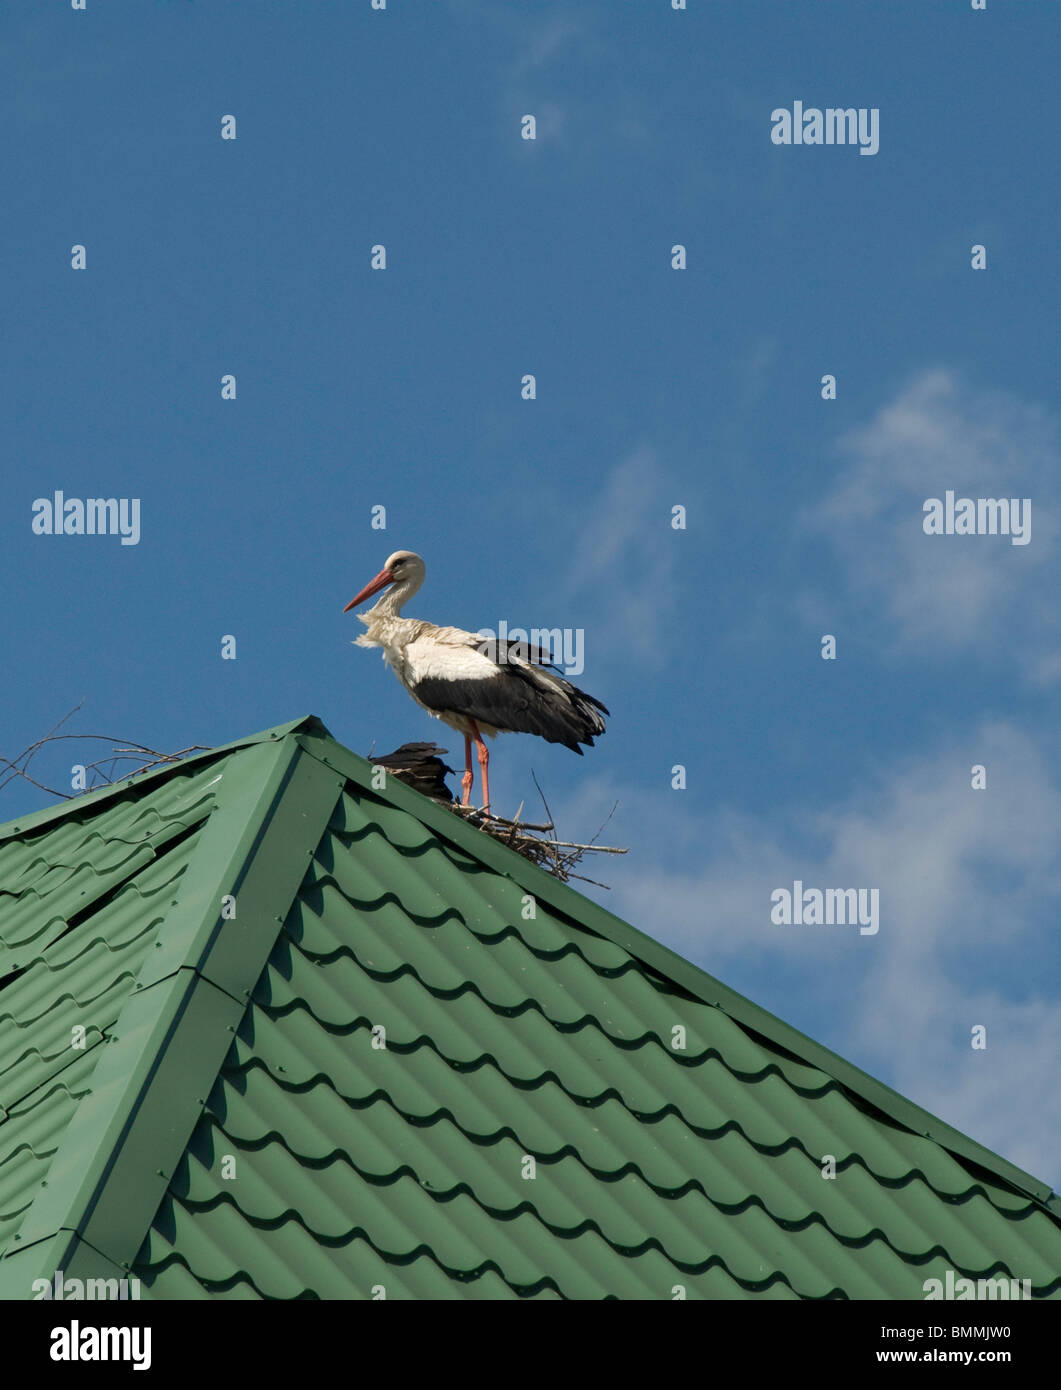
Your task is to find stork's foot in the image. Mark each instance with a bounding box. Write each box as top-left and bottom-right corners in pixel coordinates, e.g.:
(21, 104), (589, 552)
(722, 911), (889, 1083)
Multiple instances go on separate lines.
(461, 770), (473, 805)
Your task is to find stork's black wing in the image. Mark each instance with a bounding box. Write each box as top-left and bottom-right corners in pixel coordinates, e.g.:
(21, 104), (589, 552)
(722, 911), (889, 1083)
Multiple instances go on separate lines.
(414, 650), (609, 752)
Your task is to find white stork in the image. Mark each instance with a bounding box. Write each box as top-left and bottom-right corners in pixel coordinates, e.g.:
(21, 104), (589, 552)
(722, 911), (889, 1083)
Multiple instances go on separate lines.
(343, 550), (608, 815)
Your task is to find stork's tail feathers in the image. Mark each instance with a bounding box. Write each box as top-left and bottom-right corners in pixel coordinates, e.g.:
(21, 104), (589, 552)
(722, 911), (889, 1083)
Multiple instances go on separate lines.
(529, 666), (609, 752)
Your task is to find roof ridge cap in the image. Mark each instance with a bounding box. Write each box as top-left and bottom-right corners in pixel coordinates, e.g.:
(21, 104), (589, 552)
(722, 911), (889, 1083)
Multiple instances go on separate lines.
(0, 715), (330, 844)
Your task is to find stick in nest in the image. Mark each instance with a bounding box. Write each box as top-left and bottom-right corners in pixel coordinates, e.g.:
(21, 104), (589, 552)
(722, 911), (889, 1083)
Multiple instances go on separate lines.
(447, 800), (626, 886)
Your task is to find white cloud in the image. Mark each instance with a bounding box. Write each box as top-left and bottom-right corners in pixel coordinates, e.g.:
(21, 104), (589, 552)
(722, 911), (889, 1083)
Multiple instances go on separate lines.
(563, 719), (1061, 1187)
(803, 369), (1059, 678)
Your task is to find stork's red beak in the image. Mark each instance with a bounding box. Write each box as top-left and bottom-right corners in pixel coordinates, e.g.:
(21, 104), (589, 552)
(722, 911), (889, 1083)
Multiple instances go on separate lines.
(343, 567), (394, 612)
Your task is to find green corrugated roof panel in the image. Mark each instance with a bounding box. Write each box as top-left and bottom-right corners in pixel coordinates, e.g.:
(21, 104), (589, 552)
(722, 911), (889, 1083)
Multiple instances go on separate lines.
(1, 715), (1059, 1299)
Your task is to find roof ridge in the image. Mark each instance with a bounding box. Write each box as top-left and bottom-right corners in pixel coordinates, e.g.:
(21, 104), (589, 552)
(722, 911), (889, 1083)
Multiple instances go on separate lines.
(0, 716), (328, 846)
(0, 729), (342, 1298)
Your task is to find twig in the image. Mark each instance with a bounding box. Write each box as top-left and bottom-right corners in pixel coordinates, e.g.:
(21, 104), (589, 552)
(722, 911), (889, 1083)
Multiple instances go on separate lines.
(446, 795), (627, 886)
(450, 804), (555, 833)
(1, 708), (210, 801)
(530, 769), (555, 839)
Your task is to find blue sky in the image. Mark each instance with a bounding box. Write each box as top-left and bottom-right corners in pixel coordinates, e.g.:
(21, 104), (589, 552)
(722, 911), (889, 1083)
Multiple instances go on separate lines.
(4, 1), (1060, 1188)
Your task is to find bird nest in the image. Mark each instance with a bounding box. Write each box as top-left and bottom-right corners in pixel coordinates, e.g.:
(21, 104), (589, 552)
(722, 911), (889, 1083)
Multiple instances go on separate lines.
(368, 742), (626, 886)
(445, 803), (626, 885)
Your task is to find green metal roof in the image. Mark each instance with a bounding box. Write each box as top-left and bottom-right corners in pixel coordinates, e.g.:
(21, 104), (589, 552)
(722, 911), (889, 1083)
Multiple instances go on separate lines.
(2, 715), (1059, 1300)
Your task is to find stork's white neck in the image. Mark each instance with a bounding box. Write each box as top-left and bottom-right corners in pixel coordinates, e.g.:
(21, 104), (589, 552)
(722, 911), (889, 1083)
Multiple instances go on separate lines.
(369, 574), (422, 617)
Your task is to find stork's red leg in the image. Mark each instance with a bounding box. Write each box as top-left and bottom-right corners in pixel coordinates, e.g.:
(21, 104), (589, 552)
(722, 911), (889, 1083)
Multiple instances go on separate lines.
(469, 719), (491, 816)
(461, 735), (474, 806)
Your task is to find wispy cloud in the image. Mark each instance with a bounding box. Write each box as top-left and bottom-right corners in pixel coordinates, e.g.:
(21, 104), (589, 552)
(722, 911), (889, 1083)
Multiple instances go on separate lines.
(444, 0), (650, 156)
(512, 14), (581, 77)
(565, 445), (680, 665)
(736, 335), (779, 410)
(443, 1), (584, 87)
(563, 719), (1061, 1186)
(801, 369), (1059, 679)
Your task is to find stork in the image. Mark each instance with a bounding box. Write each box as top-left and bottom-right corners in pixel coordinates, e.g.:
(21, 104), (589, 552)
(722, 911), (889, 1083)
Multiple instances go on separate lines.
(344, 550), (608, 815)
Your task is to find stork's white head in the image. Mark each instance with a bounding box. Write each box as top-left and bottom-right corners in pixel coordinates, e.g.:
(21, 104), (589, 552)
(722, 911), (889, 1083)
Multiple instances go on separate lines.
(343, 550), (426, 615)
